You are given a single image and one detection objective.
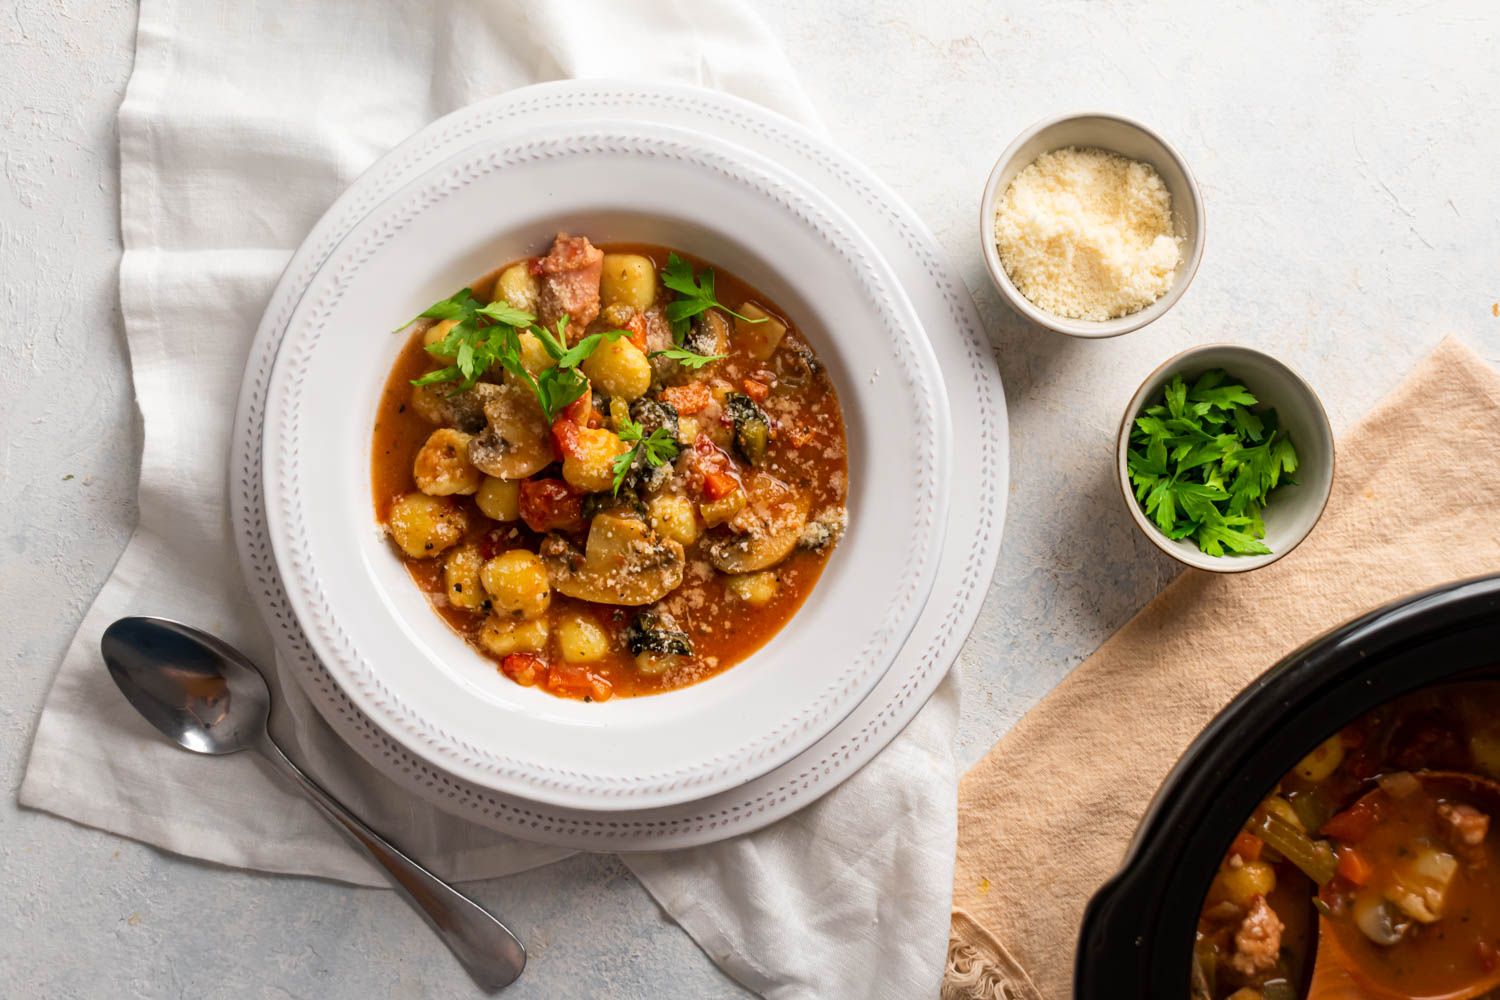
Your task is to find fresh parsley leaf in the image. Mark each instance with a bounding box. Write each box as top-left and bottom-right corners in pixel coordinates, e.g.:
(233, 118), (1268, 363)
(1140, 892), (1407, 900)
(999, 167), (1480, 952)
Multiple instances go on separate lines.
(393, 288), (478, 332)
(411, 365), (462, 387)
(650, 346), (726, 370)
(1164, 375), (1188, 419)
(1126, 368), (1298, 558)
(612, 418), (681, 495)
(529, 316), (570, 360)
(1188, 380), (1258, 412)
(475, 300), (535, 328)
(1231, 405), (1265, 442)
(661, 252), (766, 342)
(532, 367), (589, 422)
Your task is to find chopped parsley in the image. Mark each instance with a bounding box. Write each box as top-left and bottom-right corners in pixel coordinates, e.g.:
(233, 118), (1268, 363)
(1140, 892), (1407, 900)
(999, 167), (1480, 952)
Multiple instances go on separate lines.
(1126, 369), (1299, 557)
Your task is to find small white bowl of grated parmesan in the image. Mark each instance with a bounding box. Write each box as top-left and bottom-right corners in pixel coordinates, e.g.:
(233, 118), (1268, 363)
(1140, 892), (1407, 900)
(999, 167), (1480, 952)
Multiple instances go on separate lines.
(980, 112), (1204, 338)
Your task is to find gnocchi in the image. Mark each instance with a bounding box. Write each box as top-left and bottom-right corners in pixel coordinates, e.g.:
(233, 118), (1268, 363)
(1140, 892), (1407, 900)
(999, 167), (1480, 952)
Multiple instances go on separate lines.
(581, 337), (652, 401)
(442, 544), (487, 611)
(481, 550), (551, 619)
(413, 428), (481, 496)
(422, 318), (459, 360)
(599, 253), (657, 310)
(726, 571), (779, 608)
(478, 615), (549, 657)
(474, 476), (521, 521)
(561, 427), (628, 494)
(555, 613), (609, 663)
(496, 262), (540, 313)
(649, 494), (700, 546)
(387, 492), (466, 558)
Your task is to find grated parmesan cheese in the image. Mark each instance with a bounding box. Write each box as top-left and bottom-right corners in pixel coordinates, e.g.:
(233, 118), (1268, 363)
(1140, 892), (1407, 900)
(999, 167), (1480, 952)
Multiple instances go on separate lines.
(994, 146), (1181, 321)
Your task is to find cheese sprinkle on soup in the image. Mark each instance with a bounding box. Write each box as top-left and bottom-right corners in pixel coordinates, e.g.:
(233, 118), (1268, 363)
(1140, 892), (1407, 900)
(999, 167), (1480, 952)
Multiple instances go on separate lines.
(994, 146), (1181, 321)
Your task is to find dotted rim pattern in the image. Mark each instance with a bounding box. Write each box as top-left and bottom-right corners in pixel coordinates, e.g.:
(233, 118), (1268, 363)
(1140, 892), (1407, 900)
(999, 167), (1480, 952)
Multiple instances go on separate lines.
(230, 82), (1007, 849)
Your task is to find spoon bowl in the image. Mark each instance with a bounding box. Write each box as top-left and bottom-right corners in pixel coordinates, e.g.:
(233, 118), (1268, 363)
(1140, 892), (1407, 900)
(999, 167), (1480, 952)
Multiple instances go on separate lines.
(1307, 770), (1500, 1000)
(103, 618), (272, 755)
(100, 616), (526, 991)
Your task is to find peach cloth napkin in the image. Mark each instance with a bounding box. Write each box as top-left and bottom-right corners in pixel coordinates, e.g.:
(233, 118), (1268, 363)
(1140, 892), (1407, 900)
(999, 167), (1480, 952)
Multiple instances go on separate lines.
(943, 337), (1500, 1000)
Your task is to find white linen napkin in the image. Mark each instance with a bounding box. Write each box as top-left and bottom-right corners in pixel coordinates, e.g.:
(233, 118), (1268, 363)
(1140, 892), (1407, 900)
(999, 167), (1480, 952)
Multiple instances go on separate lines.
(20, 1), (960, 995)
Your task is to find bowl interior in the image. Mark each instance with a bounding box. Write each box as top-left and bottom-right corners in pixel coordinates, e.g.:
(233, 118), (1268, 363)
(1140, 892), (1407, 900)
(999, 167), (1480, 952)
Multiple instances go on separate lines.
(1117, 345), (1334, 572)
(262, 121), (951, 809)
(981, 114), (1203, 338)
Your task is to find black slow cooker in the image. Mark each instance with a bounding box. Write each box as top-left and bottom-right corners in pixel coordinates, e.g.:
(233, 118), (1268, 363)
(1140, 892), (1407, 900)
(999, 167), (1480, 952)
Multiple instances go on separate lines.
(1074, 573), (1500, 997)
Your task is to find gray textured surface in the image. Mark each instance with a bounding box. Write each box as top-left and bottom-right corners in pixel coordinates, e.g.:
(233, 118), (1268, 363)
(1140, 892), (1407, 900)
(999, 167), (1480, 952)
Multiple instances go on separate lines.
(5, 2), (1500, 997)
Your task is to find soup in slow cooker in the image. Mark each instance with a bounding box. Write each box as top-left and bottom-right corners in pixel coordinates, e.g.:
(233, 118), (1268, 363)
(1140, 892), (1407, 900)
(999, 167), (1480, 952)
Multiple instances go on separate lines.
(1193, 682), (1500, 1000)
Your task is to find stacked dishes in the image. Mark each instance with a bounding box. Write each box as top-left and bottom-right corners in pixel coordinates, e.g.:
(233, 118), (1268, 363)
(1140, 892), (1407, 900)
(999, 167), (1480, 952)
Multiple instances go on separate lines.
(231, 81), (1008, 847)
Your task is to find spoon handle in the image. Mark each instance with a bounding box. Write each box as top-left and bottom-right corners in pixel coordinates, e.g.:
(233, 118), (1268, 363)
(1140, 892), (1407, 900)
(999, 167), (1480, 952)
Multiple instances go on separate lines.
(259, 739), (526, 991)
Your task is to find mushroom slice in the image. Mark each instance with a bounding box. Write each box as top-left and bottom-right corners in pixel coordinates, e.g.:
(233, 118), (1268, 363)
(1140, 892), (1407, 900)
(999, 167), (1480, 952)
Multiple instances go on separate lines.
(707, 475), (810, 574)
(468, 382), (555, 479)
(540, 512), (685, 606)
(685, 309), (730, 357)
(410, 382), (490, 433)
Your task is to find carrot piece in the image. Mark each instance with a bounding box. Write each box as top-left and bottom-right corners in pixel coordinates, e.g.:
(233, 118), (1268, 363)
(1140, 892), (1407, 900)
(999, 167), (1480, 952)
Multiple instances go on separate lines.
(741, 377), (770, 402)
(661, 382), (711, 415)
(545, 662), (614, 702)
(702, 471), (739, 501)
(1335, 846), (1373, 886)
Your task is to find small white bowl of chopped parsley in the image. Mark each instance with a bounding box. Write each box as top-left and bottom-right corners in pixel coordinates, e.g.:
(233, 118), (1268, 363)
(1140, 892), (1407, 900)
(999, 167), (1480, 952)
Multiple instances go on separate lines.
(1117, 344), (1334, 573)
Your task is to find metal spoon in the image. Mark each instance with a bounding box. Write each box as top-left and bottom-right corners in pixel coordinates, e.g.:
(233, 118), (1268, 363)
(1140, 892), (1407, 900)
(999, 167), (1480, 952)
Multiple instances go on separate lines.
(100, 616), (526, 991)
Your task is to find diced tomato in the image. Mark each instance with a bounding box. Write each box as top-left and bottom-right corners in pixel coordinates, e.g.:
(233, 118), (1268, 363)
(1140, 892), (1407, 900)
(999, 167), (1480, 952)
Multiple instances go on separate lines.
(545, 662), (614, 702)
(1228, 831), (1263, 864)
(1321, 801), (1379, 844)
(500, 653), (546, 687)
(560, 387), (593, 428)
(1335, 846), (1373, 886)
(519, 478), (583, 533)
(661, 382), (711, 415)
(741, 377), (770, 402)
(551, 416), (584, 460)
(1478, 940), (1498, 973)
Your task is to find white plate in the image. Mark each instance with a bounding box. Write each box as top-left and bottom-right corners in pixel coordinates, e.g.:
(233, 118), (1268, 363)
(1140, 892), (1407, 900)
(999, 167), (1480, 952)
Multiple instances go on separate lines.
(232, 81), (1008, 847)
(261, 120), (951, 811)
